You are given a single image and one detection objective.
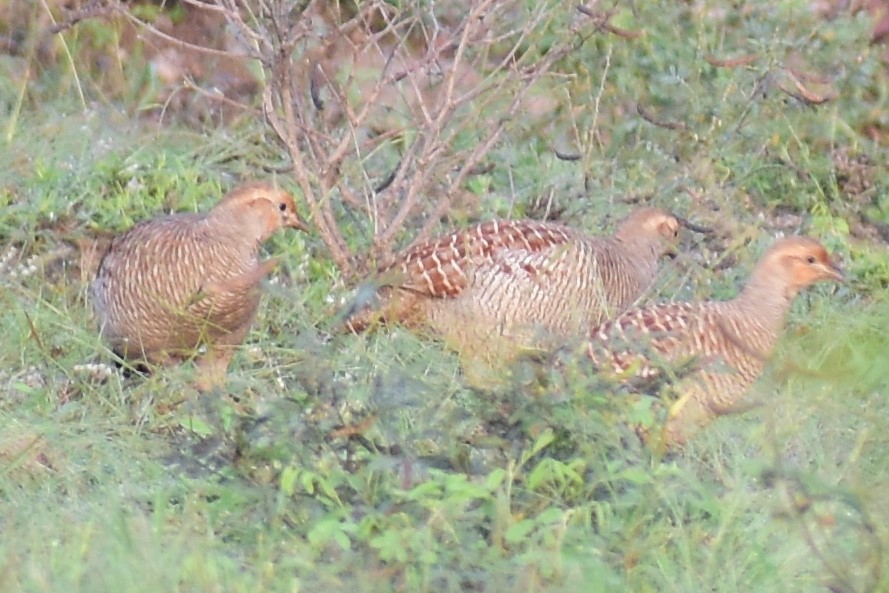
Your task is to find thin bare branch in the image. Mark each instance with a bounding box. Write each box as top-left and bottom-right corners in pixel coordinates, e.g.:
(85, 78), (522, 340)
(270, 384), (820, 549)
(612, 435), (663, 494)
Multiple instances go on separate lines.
(119, 7), (258, 60)
(636, 103), (689, 131)
(404, 24), (579, 251)
(704, 53), (760, 68)
(576, 4), (644, 38)
(49, 0), (117, 34)
(179, 0), (230, 14)
(777, 68), (836, 105)
(182, 76), (259, 114)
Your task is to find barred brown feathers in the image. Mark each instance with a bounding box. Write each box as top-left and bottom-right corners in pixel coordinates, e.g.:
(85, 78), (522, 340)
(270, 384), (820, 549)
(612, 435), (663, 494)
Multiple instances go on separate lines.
(91, 182), (306, 391)
(346, 208), (687, 380)
(391, 219), (574, 299)
(584, 236), (844, 447)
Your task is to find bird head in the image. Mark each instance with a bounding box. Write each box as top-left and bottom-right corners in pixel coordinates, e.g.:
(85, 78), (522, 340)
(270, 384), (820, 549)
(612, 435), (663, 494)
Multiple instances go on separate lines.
(772, 236), (844, 287)
(215, 182), (307, 242)
(753, 236), (844, 301)
(614, 207), (682, 258)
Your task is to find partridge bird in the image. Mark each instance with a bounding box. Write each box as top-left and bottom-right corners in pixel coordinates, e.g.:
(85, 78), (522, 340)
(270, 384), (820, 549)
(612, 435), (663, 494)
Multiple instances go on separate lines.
(583, 236), (843, 447)
(91, 182), (306, 391)
(347, 208), (692, 381)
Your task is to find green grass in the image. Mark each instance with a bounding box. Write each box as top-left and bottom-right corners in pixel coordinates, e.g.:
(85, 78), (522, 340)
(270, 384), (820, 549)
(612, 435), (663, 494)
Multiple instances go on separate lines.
(2, 1), (889, 592)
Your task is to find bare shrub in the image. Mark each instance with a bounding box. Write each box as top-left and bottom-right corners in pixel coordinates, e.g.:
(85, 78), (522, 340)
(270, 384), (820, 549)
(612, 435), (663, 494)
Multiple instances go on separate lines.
(55, 0), (599, 278)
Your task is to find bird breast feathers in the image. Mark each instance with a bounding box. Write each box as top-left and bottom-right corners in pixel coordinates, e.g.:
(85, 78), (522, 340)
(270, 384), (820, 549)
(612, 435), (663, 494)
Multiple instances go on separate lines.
(101, 216), (261, 302)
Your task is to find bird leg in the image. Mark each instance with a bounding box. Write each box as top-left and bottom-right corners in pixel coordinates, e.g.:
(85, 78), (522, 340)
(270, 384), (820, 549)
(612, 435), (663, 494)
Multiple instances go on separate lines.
(660, 390), (714, 448)
(708, 397), (762, 416)
(193, 346), (236, 393)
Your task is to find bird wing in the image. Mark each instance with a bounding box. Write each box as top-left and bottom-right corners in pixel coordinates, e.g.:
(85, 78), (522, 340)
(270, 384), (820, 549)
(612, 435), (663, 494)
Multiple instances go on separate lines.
(587, 301), (711, 380)
(387, 219), (575, 299)
(198, 257), (278, 298)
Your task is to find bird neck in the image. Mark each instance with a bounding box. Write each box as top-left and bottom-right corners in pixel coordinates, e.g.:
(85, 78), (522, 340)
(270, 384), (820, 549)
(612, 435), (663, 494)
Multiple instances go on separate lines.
(614, 236), (660, 277)
(207, 205), (269, 248)
(731, 266), (798, 345)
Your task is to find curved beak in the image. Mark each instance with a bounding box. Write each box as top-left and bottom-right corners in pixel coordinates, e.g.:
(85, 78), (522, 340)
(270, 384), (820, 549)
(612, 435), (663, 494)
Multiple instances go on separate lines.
(821, 260), (845, 283)
(675, 216), (713, 234)
(286, 213), (309, 232)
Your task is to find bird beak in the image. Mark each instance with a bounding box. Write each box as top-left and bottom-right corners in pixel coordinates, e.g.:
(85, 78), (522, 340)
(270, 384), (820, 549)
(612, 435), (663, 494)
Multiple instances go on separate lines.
(287, 215), (309, 232)
(821, 261), (845, 283)
(676, 216), (713, 234)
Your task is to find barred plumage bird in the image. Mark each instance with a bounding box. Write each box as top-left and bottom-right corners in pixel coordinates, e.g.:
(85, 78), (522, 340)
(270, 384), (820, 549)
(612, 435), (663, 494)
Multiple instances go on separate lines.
(347, 208), (694, 381)
(91, 182), (306, 391)
(583, 236), (843, 447)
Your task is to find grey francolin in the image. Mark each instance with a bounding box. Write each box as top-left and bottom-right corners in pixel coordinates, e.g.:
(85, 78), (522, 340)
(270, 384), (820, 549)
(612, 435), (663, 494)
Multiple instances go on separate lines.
(347, 208), (693, 382)
(583, 236), (843, 448)
(91, 182), (306, 391)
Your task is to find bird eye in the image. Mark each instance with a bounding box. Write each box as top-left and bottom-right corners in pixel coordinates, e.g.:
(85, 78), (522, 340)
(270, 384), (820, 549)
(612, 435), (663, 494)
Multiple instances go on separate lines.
(806, 255), (816, 264)
(279, 202), (288, 212)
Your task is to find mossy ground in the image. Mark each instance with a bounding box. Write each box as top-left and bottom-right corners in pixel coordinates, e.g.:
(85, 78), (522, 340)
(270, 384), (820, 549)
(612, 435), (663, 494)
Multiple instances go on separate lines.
(2, 2), (889, 592)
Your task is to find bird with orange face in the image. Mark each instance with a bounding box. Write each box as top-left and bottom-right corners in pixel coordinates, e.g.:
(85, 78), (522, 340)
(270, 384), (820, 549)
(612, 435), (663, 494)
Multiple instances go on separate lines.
(91, 182), (306, 391)
(583, 236), (844, 448)
(346, 208), (707, 385)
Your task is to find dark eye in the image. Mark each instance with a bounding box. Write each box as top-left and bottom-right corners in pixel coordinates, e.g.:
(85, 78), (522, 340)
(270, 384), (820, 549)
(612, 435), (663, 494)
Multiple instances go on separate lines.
(279, 202), (288, 212)
(806, 255), (816, 264)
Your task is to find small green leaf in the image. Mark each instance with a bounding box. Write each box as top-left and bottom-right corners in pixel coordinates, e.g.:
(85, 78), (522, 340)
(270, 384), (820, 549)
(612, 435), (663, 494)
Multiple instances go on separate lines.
(280, 465), (298, 497)
(504, 518), (536, 544)
(529, 428), (555, 457)
(618, 466), (652, 486)
(485, 468), (507, 490)
(179, 415), (213, 438)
